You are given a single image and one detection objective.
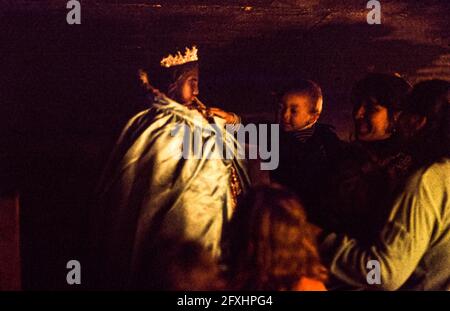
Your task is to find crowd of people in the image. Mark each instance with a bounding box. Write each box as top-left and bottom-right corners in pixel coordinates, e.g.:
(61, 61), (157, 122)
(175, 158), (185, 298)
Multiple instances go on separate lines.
(91, 46), (450, 291)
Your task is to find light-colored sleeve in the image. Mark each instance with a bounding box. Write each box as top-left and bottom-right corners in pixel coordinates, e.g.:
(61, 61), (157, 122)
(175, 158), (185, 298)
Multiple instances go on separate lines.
(321, 166), (442, 290)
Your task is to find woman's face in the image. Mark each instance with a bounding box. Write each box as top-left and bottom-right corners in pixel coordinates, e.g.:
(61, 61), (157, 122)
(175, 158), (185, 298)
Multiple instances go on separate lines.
(353, 100), (393, 141)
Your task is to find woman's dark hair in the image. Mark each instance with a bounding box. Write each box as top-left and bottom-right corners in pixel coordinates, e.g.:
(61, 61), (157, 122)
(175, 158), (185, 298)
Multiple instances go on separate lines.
(405, 79), (450, 163)
(351, 73), (412, 112)
(226, 184), (327, 290)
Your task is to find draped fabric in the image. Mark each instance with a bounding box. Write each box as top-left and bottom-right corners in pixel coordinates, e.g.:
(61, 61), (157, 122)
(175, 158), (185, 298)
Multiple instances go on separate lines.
(92, 95), (250, 289)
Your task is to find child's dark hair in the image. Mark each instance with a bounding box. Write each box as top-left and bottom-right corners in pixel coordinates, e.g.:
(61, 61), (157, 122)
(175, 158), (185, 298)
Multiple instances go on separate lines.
(226, 184), (327, 290)
(351, 73), (411, 112)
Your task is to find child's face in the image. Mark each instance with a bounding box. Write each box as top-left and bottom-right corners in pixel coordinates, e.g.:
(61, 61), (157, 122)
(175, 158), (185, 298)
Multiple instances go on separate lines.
(279, 94), (317, 132)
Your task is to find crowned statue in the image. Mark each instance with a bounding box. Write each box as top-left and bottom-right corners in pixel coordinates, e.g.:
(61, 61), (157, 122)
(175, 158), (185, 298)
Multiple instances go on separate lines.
(91, 46), (250, 289)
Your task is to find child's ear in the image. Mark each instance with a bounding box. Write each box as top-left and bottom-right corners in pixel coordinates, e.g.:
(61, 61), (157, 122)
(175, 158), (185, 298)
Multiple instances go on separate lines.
(310, 113), (320, 125)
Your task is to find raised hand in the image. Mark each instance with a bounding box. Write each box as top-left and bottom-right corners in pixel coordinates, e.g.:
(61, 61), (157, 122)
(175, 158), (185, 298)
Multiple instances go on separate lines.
(208, 107), (239, 124)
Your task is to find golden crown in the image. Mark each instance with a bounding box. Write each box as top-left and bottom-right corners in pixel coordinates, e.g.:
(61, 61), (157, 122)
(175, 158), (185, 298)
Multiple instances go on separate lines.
(160, 46), (198, 68)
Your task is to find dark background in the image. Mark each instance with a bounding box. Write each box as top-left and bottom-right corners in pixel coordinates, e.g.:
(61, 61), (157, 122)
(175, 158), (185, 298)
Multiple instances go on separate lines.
(1, 0), (449, 290)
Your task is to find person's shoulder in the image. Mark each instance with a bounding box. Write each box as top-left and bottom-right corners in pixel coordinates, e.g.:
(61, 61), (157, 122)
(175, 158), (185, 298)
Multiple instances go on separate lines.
(393, 158), (450, 223)
(118, 108), (153, 139)
(127, 97), (197, 128)
(400, 158), (450, 206)
(127, 108), (152, 125)
(418, 158), (450, 185)
(314, 124), (352, 160)
(426, 158), (450, 172)
(315, 123), (338, 136)
(152, 96), (214, 129)
(314, 123), (344, 145)
(120, 102), (182, 142)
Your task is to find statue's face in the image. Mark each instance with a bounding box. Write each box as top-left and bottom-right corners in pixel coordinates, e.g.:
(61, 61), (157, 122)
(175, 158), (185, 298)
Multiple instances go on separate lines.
(176, 72), (199, 105)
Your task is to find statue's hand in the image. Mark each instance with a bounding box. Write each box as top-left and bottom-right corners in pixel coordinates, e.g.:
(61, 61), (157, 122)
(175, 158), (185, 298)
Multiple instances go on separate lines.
(208, 107), (239, 124)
